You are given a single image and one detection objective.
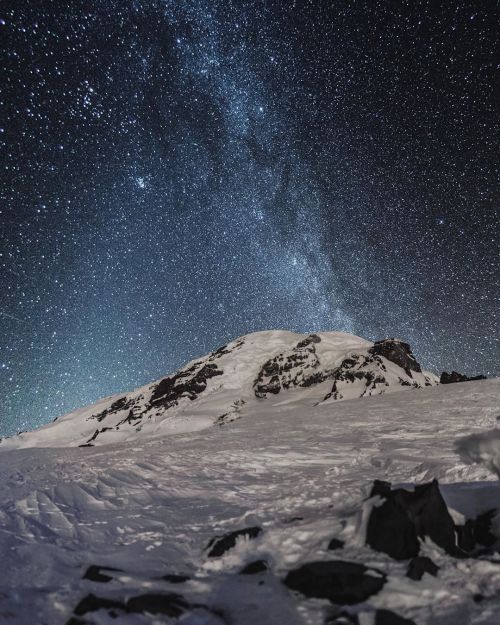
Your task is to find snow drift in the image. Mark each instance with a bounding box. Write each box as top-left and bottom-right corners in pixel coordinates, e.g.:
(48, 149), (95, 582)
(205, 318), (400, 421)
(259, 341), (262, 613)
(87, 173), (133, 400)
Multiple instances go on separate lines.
(455, 429), (500, 479)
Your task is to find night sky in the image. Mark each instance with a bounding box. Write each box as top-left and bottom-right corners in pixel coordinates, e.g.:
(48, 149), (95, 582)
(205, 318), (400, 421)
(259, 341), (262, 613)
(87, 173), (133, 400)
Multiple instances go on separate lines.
(1, 1), (498, 436)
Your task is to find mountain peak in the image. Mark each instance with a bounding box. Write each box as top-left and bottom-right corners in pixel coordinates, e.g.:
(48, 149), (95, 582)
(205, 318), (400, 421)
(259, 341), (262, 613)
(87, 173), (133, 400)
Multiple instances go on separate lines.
(1, 330), (438, 449)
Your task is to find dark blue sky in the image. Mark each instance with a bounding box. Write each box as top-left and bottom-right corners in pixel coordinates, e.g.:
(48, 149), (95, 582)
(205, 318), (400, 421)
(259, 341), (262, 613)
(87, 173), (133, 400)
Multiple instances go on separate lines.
(1, 0), (498, 436)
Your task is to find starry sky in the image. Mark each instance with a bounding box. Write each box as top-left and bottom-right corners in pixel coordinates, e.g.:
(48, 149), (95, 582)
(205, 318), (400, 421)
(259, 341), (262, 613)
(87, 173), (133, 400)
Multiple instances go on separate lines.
(1, 0), (498, 436)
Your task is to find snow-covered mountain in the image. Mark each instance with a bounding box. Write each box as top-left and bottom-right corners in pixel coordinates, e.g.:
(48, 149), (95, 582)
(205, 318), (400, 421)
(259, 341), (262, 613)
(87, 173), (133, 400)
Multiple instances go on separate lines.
(1, 330), (438, 449)
(0, 330), (498, 625)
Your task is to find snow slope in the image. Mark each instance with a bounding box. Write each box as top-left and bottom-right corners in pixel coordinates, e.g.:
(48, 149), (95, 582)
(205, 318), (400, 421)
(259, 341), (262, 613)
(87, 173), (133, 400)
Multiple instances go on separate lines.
(0, 331), (438, 449)
(0, 374), (499, 624)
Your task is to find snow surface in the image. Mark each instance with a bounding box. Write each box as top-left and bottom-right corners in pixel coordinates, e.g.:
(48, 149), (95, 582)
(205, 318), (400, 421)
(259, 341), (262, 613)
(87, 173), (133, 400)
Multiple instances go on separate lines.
(0, 369), (499, 624)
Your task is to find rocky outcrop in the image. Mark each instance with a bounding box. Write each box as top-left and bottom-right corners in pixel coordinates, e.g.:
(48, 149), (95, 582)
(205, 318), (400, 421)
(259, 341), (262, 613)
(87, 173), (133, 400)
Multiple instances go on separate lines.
(253, 334), (329, 398)
(440, 371), (487, 384)
(455, 509), (497, 552)
(150, 362), (223, 408)
(366, 479), (459, 559)
(369, 339), (422, 375)
(321, 354), (390, 402)
(366, 479), (498, 561)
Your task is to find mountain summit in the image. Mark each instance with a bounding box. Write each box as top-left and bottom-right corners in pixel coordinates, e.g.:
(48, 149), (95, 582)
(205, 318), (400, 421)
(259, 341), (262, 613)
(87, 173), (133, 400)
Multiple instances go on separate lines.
(2, 330), (438, 449)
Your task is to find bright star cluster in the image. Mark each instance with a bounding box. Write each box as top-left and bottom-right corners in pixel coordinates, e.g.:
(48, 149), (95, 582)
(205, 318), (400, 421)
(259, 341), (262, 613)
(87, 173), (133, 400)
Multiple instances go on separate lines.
(1, 1), (498, 435)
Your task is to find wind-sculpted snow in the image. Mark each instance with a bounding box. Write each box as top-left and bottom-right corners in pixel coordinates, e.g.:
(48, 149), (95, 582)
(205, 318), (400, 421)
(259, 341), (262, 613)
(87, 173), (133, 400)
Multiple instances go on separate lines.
(455, 429), (500, 478)
(0, 377), (499, 624)
(0, 331), (439, 449)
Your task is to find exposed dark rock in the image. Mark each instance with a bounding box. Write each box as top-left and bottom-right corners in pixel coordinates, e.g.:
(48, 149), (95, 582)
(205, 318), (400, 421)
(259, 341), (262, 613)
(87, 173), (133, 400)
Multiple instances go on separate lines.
(322, 354), (390, 402)
(327, 538), (345, 550)
(159, 573), (190, 583)
(84, 427), (114, 445)
(73, 594), (125, 616)
(215, 399), (245, 426)
(206, 526), (262, 557)
(376, 609), (417, 625)
(456, 509), (497, 552)
(65, 618), (89, 625)
(116, 409), (142, 427)
(326, 610), (416, 625)
(83, 565), (122, 583)
(89, 396), (135, 423)
(150, 362), (223, 408)
(369, 339), (422, 375)
(325, 610), (359, 624)
(366, 481), (420, 560)
(440, 371), (487, 384)
(406, 556), (439, 580)
(126, 593), (189, 616)
(284, 560), (386, 604)
(210, 338), (245, 360)
(254, 336), (328, 398)
(296, 333), (321, 348)
(240, 559), (268, 574)
(366, 479), (459, 559)
(86, 430), (100, 444)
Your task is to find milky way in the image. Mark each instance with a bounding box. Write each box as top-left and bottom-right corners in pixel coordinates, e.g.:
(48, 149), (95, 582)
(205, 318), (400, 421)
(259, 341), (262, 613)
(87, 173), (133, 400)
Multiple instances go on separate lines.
(1, 1), (498, 435)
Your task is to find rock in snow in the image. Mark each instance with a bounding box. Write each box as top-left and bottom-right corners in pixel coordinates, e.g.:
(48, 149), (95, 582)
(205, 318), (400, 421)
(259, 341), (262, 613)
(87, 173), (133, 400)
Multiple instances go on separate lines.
(366, 479), (459, 559)
(205, 526), (262, 557)
(0, 330), (498, 625)
(284, 559), (387, 604)
(440, 371), (487, 384)
(406, 556), (440, 580)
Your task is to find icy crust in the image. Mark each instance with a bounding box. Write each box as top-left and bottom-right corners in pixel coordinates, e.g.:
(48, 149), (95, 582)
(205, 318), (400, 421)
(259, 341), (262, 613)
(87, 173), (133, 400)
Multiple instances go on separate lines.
(0, 378), (498, 624)
(1, 330), (438, 449)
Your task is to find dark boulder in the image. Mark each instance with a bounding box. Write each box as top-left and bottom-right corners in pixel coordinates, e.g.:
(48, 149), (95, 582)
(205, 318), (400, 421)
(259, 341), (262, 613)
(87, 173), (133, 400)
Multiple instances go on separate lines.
(376, 609), (417, 624)
(284, 560), (386, 604)
(456, 509), (497, 552)
(326, 610), (417, 625)
(159, 573), (190, 583)
(440, 371), (487, 384)
(406, 556), (439, 580)
(206, 526), (262, 557)
(240, 559), (268, 574)
(369, 339), (422, 375)
(367, 479), (459, 559)
(327, 538), (345, 550)
(73, 594), (125, 616)
(83, 565), (122, 583)
(366, 481), (420, 560)
(126, 593), (189, 617)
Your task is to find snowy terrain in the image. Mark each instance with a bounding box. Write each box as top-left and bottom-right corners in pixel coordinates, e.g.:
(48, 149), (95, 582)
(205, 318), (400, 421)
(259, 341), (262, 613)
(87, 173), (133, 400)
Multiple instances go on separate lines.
(0, 331), (499, 625)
